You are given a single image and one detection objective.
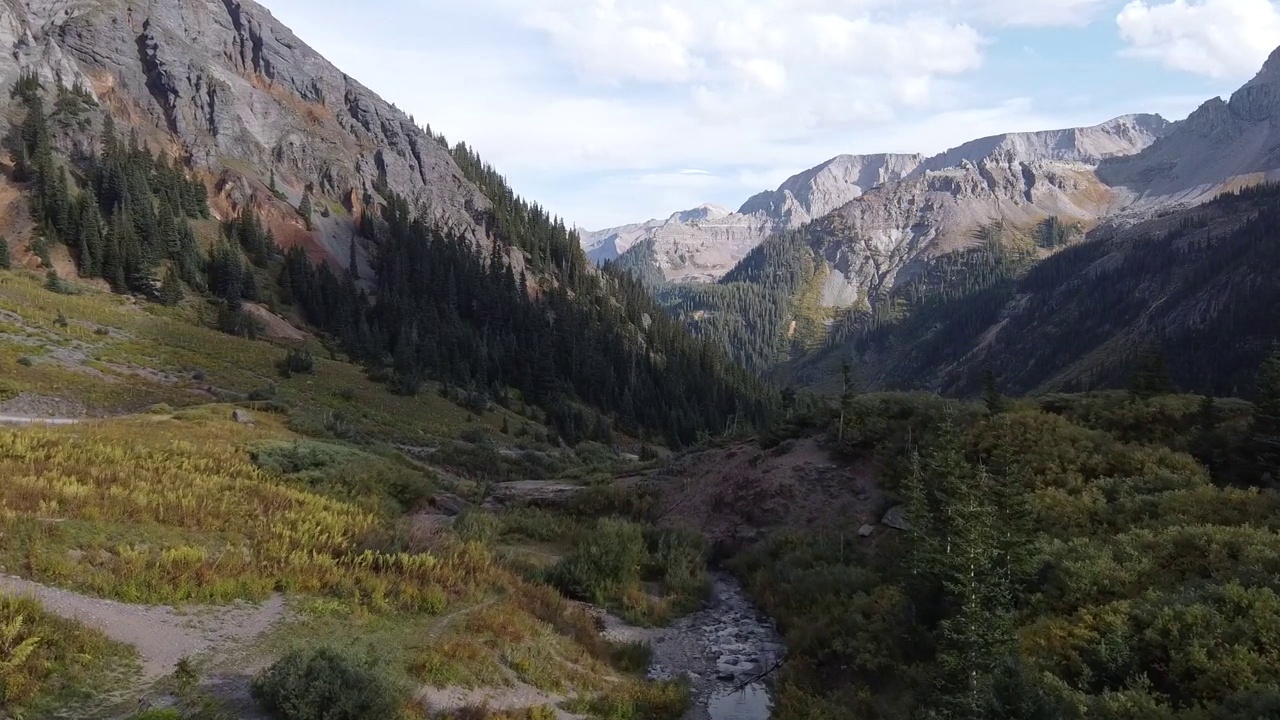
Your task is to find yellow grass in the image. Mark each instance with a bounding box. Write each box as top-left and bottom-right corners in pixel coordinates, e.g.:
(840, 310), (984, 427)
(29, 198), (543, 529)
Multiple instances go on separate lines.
(0, 415), (498, 610)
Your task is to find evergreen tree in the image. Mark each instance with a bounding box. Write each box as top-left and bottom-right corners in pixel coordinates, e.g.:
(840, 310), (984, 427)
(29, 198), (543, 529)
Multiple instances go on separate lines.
(982, 369), (1009, 416)
(298, 190), (313, 231)
(1130, 349), (1175, 400)
(159, 266), (184, 306)
(0, 236), (10, 270)
(904, 423), (1018, 720)
(1250, 351), (1280, 486)
(44, 269), (65, 294)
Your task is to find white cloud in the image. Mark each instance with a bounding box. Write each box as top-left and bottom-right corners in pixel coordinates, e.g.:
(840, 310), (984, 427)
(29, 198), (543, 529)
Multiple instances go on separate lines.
(1117, 0), (1280, 77)
(505, 0), (987, 122)
(257, 0), (1217, 230)
(960, 0), (1113, 26)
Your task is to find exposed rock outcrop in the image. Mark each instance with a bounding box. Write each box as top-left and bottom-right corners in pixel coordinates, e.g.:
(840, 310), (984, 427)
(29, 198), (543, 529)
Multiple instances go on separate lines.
(0, 0), (490, 261)
(582, 154), (921, 283)
(1098, 48), (1280, 203)
(591, 117), (1166, 287)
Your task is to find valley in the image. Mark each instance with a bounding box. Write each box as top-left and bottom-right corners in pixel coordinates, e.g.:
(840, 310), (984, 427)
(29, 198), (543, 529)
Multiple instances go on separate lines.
(0, 0), (1280, 719)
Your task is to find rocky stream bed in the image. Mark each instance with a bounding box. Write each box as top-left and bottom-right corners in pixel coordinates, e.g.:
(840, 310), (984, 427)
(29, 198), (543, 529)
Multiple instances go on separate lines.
(603, 573), (784, 720)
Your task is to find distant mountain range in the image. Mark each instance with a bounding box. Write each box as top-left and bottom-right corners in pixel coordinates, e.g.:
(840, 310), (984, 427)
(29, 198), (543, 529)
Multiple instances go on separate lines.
(623, 45), (1280, 394)
(584, 114), (1175, 285)
(581, 154), (921, 282)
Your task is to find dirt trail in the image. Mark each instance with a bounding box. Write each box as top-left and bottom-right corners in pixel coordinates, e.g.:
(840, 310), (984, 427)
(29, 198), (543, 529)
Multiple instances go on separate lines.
(0, 415), (84, 425)
(417, 684), (584, 720)
(0, 575), (287, 682)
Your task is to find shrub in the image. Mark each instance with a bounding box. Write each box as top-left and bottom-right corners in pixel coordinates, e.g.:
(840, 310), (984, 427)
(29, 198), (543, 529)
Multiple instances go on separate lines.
(250, 646), (404, 720)
(248, 384), (277, 402)
(550, 519), (646, 604)
(16, 356), (35, 368)
(249, 440), (432, 513)
(453, 511), (502, 545)
(277, 348), (316, 378)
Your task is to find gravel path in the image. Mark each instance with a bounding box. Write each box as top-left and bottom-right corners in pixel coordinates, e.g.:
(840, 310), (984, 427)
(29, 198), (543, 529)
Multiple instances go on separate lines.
(603, 573), (783, 720)
(0, 575), (287, 682)
(0, 414), (83, 425)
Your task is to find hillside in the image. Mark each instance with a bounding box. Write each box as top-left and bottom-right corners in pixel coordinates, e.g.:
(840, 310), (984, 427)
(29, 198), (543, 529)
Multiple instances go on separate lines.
(0, 0), (771, 448)
(789, 182), (1280, 398)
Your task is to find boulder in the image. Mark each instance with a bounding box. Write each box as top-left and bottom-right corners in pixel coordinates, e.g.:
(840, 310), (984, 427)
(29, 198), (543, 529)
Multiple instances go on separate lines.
(881, 505), (911, 531)
(231, 409), (254, 425)
(858, 524), (875, 538)
(431, 492), (472, 517)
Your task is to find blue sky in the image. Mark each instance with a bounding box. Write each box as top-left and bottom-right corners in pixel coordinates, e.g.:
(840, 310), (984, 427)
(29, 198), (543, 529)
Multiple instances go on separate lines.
(258, 0), (1280, 230)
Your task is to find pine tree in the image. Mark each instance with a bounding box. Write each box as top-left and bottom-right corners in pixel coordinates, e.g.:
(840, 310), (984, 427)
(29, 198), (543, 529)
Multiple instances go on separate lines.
(982, 369), (1009, 416)
(906, 423), (1017, 720)
(1130, 348), (1175, 400)
(44, 269), (64, 294)
(298, 190), (313, 231)
(838, 360), (856, 442)
(1250, 351), (1280, 486)
(0, 236), (10, 270)
(159, 266), (183, 306)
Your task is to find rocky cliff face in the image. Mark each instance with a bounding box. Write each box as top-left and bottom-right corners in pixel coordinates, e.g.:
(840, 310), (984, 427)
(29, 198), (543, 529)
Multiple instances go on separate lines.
(1098, 49), (1280, 203)
(0, 0), (490, 265)
(802, 115), (1171, 306)
(593, 115), (1169, 289)
(582, 154), (921, 283)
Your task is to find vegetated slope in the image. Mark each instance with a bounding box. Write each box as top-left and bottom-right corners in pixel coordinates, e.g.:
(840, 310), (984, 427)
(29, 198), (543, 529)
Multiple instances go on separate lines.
(789, 183), (1280, 398)
(0, 0), (770, 447)
(729, 391), (1280, 719)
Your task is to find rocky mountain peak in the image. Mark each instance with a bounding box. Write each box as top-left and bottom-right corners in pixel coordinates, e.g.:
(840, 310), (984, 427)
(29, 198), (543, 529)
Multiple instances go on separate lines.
(673, 204), (733, 223)
(915, 114), (1169, 175)
(738, 153), (923, 223)
(1, 0), (491, 269)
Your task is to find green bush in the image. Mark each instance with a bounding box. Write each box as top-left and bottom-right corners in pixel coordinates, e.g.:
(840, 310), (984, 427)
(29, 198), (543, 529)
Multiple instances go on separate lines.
(277, 348), (316, 378)
(453, 510), (502, 545)
(249, 440), (432, 513)
(251, 646), (404, 720)
(248, 383), (277, 402)
(550, 519), (646, 604)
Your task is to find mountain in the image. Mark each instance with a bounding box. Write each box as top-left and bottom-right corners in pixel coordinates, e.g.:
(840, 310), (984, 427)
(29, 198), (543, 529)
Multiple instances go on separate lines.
(0, 0), (769, 446)
(581, 153), (922, 283)
(0, 0), (495, 269)
(650, 114), (1170, 373)
(798, 114), (1170, 306)
(789, 182), (1280, 398)
(775, 49), (1280, 396)
(1099, 47), (1280, 204)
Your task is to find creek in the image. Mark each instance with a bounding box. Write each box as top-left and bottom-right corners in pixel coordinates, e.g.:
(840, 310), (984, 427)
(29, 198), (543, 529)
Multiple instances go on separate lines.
(605, 572), (784, 720)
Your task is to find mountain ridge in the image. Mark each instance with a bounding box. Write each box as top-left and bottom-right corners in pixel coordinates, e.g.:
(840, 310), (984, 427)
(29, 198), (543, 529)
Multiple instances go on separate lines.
(589, 114), (1169, 285)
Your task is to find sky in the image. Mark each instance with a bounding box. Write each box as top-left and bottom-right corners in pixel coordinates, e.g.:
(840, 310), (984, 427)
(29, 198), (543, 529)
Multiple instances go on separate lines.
(257, 0), (1280, 231)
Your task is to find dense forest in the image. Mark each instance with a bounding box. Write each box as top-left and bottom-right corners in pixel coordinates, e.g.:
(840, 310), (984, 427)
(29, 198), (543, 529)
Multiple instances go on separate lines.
(645, 231), (830, 374)
(738, 363), (1280, 719)
(8, 72), (770, 447)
